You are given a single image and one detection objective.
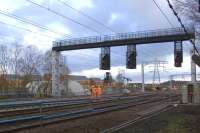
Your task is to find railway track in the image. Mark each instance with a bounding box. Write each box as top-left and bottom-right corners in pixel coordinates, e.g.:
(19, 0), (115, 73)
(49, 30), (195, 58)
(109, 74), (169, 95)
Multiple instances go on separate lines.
(0, 93), (180, 133)
(0, 93), (154, 118)
(100, 105), (174, 133)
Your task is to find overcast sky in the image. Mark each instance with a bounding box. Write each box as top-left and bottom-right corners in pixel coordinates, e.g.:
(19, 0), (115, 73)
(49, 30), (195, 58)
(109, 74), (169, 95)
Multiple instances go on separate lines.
(0, 0), (198, 83)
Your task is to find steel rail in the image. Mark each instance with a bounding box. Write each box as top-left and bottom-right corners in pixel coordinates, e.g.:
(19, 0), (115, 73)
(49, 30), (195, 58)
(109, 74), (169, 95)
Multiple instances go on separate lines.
(0, 93), (149, 109)
(0, 95), (179, 133)
(0, 94), (155, 120)
(100, 105), (175, 133)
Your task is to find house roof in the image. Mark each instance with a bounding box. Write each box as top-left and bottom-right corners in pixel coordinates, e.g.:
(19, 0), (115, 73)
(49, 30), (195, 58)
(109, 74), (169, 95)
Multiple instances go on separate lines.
(68, 75), (88, 81)
(3, 74), (42, 81)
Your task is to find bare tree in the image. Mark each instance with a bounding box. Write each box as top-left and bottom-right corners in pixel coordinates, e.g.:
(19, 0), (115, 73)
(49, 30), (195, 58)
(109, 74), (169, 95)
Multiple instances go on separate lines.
(9, 42), (23, 89)
(172, 0), (200, 23)
(0, 44), (9, 94)
(18, 45), (43, 87)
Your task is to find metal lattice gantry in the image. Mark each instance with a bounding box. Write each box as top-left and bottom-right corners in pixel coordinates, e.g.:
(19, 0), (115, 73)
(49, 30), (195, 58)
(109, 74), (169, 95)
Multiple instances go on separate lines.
(51, 27), (196, 97)
(52, 27), (194, 51)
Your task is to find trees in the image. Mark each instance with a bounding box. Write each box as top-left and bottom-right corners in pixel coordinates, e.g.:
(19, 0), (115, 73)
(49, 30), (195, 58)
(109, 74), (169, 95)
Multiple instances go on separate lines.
(9, 43), (23, 89)
(0, 45), (9, 78)
(18, 45), (43, 87)
(0, 43), (70, 97)
(0, 44), (9, 94)
(172, 0), (200, 23)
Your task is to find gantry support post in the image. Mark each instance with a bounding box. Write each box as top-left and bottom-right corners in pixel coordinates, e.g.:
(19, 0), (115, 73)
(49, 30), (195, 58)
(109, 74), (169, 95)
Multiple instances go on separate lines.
(191, 49), (196, 83)
(141, 63), (145, 92)
(170, 75), (173, 90)
(52, 50), (61, 97)
(193, 23), (200, 104)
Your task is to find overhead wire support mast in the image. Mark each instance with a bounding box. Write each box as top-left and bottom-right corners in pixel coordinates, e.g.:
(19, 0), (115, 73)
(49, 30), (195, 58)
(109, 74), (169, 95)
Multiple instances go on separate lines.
(166, 0), (200, 56)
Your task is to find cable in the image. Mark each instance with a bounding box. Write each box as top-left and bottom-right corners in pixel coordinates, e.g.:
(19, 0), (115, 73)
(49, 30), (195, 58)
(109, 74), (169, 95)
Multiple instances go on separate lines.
(152, 0), (175, 27)
(26, 0), (101, 34)
(166, 0), (200, 56)
(150, 0), (175, 55)
(0, 10), (71, 38)
(0, 20), (55, 39)
(57, 0), (116, 33)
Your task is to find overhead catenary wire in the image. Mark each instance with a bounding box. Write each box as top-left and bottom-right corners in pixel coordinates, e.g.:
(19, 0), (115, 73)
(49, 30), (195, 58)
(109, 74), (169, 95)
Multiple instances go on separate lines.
(0, 10), (71, 38)
(152, 0), (175, 27)
(57, 0), (116, 33)
(0, 20), (56, 39)
(26, 0), (101, 34)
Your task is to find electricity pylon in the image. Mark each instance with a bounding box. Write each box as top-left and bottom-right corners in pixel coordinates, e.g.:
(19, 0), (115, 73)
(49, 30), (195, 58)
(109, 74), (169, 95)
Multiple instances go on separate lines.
(141, 58), (168, 91)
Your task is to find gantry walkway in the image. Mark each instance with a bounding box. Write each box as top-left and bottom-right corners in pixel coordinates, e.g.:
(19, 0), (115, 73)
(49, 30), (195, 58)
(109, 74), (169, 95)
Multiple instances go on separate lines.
(52, 27), (194, 51)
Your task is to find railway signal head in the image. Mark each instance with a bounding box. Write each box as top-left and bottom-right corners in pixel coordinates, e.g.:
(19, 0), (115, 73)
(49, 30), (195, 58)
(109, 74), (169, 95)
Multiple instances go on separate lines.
(192, 54), (200, 67)
(126, 45), (137, 69)
(100, 47), (110, 70)
(174, 41), (183, 67)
